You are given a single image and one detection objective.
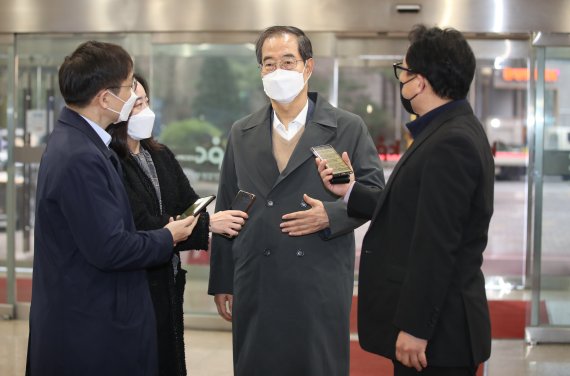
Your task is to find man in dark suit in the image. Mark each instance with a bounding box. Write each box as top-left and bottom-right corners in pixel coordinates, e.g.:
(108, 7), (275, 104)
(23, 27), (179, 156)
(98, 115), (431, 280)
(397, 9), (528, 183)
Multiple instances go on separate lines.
(318, 25), (494, 376)
(26, 41), (198, 376)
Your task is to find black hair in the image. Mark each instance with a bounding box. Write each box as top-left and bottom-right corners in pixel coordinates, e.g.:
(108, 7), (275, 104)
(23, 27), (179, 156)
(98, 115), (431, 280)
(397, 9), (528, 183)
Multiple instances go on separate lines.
(107, 73), (163, 159)
(255, 26), (313, 64)
(58, 40), (133, 107)
(405, 25), (475, 100)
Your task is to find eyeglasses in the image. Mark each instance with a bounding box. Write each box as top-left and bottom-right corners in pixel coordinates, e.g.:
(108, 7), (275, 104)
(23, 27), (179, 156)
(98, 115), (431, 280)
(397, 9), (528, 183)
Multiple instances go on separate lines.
(109, 78), (138, 91)
(393, 62), (416, 80)
(260, 58), (304, 74)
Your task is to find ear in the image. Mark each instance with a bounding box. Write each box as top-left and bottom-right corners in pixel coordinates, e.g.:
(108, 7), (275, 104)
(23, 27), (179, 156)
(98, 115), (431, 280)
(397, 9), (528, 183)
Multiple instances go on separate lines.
(96, 89), (110, 109)
(415, 74), (428, 91)
(305, 57), (314, 77)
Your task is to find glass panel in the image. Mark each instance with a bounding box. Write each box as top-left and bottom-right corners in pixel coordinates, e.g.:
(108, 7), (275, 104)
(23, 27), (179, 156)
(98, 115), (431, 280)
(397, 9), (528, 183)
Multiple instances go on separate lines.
(538, 46), (570, 325)
(338, 58), (403, 158)
(477, 56), (530, 291)
(0, 40), (11, 306)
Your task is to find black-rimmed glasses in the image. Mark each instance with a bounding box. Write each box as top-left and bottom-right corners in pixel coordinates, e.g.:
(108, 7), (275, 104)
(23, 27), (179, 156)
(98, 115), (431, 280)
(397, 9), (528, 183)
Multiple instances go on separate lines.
(393, 62), (415, 80)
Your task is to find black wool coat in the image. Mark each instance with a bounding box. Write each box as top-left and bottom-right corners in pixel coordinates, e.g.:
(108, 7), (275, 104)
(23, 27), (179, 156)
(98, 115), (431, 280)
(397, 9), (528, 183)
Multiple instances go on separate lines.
(119, 144), (209, 376)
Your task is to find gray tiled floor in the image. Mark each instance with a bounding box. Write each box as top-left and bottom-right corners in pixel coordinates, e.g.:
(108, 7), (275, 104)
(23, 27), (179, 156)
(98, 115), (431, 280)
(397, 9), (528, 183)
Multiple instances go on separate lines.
(2, 319), (569, 376)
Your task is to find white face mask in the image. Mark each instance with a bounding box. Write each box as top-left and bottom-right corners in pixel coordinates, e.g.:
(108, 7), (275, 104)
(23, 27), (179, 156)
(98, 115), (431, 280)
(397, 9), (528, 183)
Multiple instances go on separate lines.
(106, 89), (138, 124)
(262, 67), (310, 104)
(127, 106), (155, 141)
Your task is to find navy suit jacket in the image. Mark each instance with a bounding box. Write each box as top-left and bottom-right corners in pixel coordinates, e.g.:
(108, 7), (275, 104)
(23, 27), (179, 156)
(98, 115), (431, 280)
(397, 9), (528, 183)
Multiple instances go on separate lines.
(27, 107), (173, 376)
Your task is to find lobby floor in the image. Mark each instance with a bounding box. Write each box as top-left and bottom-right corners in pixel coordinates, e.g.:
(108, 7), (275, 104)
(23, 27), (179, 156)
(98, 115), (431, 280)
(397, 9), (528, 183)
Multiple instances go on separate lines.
(1, 319), (569, 376)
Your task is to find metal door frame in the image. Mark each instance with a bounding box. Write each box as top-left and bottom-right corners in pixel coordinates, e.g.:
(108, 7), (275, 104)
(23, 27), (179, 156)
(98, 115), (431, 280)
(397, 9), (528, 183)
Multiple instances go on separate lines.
(0, 33), (16, 319)
(525, 32), (570, 344)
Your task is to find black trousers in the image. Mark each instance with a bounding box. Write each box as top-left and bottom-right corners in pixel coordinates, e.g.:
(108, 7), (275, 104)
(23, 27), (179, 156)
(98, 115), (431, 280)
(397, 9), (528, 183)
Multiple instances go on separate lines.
(393, 360), (478, 376)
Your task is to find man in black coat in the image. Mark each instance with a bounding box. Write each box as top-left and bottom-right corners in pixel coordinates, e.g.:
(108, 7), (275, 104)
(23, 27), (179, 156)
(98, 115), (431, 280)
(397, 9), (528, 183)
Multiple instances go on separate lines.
(317, 25), (494, 376)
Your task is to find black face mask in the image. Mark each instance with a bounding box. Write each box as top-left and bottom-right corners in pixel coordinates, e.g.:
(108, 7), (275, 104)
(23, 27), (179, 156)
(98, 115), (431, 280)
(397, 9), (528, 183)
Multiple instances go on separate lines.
(400, 77), (419, 116)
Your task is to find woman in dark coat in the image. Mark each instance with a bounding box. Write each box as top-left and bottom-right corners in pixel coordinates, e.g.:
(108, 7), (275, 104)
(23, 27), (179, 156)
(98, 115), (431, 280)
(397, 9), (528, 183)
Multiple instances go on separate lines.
(107, 74), (248, 376)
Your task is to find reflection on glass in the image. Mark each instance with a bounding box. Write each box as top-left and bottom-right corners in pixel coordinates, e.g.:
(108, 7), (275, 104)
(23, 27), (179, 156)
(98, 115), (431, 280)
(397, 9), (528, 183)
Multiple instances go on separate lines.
(538, 51), (570, 326)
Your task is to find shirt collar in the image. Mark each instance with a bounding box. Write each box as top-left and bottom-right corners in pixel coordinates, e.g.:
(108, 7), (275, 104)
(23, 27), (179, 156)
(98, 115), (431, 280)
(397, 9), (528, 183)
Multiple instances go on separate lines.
(272, 99), (309, 131)
(80, 115), (112, 147)
(405, 99), (465, 139)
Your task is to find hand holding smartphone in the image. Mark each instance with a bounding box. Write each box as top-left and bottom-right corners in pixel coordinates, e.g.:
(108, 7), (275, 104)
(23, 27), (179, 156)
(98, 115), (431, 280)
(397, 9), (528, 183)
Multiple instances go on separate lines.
(221, 190), (256, 238)
(310, 144), (353, 184)
(180, 195), (216, 219)
(230, 190), (256, 212)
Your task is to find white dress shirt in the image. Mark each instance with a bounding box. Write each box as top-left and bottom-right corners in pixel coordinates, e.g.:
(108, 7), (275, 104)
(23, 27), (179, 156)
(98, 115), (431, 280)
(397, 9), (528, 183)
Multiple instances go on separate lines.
(272, 100), (309, 141)
(80, 114), (112, 147)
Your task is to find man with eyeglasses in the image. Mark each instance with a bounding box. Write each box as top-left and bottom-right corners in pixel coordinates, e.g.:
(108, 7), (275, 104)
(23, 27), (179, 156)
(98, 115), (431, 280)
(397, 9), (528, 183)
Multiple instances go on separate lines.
(317, 25), (493, 376)
(208, 26), (384, 376)
(26, 41), (199, 376)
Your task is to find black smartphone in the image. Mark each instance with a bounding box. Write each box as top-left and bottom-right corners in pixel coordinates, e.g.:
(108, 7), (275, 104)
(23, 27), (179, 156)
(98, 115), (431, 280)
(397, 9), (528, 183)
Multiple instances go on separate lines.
(310, 144), (353, 184)
(180, 195), (216, 219)
(220, 190), (255, 238)
(230, 190), (256, 212)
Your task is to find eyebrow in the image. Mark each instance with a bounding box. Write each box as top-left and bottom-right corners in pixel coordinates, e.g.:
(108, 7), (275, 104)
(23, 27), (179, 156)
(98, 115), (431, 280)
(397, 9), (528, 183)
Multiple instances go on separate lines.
(262, 53), (297, 62)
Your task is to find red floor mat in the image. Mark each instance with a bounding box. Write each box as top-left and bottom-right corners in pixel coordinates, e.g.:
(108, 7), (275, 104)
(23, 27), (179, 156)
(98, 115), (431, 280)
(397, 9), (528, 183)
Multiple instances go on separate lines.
(0, 277), (32, 303)
(488, 299), (549, 339)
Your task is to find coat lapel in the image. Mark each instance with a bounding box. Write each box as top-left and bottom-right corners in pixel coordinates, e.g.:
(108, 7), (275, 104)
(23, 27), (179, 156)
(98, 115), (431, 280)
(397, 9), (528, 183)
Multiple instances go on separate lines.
(271, 93), (337, 190)
(239, 106), (280, 196)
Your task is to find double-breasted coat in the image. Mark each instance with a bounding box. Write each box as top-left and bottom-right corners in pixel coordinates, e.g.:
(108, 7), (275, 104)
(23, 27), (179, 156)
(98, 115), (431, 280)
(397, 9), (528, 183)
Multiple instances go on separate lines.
(349, 100), (494, 367)
(27, 107), (173, 376)
(208, 93), (385, 376)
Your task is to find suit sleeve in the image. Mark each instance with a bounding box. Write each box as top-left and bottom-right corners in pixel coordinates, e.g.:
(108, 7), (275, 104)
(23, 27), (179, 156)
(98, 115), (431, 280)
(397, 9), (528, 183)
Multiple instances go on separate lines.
(322, 116), (385, 238)
(208, 132), (238, 295)
(393, 133), (481, 340)
(347, 181), (384, 220)
(58, 152), (173, 272)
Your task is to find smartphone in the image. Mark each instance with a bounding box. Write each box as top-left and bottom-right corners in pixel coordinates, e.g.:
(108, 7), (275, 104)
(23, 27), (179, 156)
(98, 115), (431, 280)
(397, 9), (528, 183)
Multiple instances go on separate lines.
(180, 195), (216, 219)
(221, 190), (256, 238)
(310, 144), (353, 184)
(230, 190), (256, 212)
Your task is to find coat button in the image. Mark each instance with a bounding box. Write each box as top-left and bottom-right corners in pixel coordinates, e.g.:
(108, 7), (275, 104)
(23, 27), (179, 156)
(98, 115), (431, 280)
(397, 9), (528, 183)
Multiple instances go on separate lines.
(296, 249), (304, 257)
(363, 250), (372, 254)
(263, 249), (271, 256)
(300, 201), (308, 208)
(266, 200), (274, 207)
